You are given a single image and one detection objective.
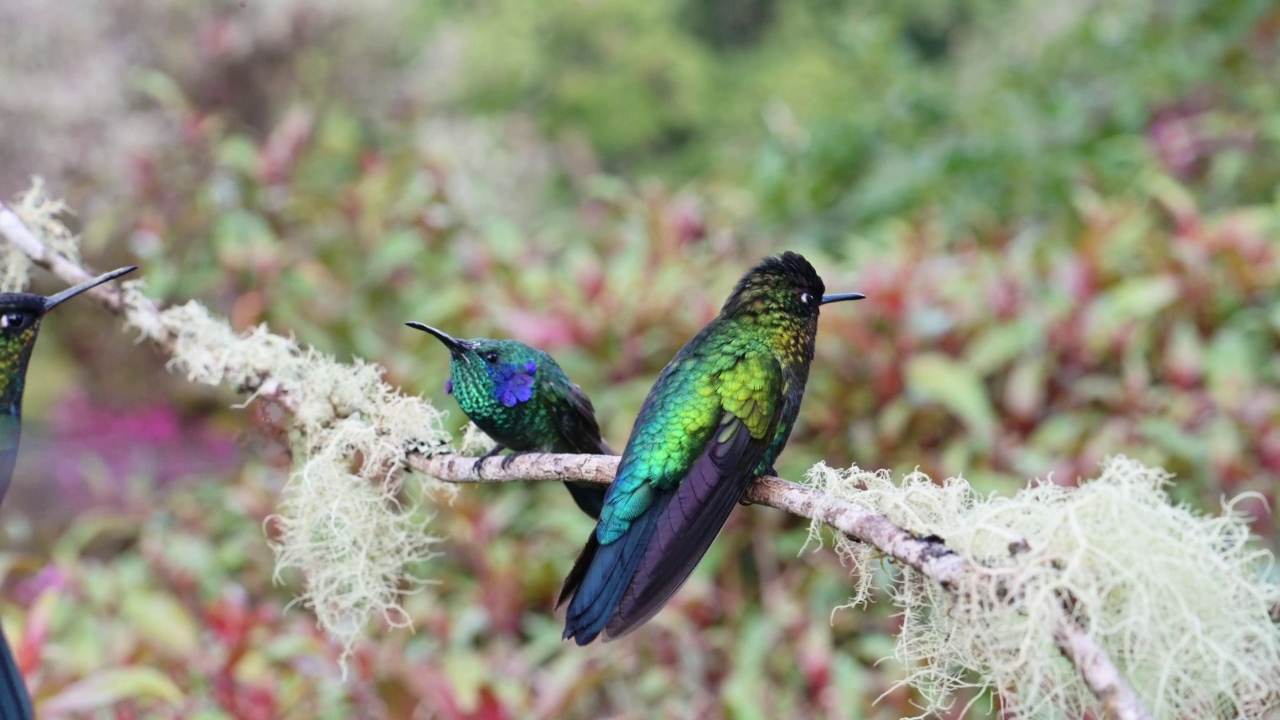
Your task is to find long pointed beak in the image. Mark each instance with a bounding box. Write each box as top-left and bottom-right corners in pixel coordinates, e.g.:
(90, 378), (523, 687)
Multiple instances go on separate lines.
(43, 266), (138, 312)
(820, 292), (866, 305)
(405, 321), (473, 362)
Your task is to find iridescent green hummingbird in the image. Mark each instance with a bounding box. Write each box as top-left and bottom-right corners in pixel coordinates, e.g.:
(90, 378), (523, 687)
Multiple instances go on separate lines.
(0, 265), (138, 719)
(559, 252), (863, 644)
(405, 323), (613, 518)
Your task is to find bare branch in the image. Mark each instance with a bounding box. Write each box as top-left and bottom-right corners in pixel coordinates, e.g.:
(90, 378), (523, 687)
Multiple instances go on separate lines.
(0, 201), (1153, 720)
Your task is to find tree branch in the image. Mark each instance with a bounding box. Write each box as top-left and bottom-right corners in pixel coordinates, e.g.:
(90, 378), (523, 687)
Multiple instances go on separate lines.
(412, 453), (1151, 720)
(0, 200), (1153, 720)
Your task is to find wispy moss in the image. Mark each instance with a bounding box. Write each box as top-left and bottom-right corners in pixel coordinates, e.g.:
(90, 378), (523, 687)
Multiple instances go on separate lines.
(1, 178), (81, 292)
(123, 298), (456, 665)
(807, 456), (1280, 718)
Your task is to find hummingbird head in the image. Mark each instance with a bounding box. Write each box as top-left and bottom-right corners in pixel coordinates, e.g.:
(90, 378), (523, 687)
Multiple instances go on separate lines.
(721, 251), (864, 322)
(406, 323), (542, 410)
(0, 265), (137, 410)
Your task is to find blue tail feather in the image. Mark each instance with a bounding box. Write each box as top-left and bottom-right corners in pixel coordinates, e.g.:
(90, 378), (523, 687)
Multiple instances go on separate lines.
(562, 491), (672, 645)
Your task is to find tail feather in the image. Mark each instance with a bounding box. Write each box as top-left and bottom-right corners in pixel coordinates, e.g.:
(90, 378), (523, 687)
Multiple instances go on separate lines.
(0, 626), (32, 719)
(604, 416), (759, 639)
(561, 491), (673, 645)
(556, 534), (599, 609)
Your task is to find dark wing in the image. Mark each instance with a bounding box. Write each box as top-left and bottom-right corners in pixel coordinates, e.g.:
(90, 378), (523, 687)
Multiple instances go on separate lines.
(602, 408), (774, 640)
(562, 349), (782, 644)
(541, 372), (613, 456)
(0, 625), (31, 718)
(556, 531), (599, 609)
(539, 371), (612, 517)
(562, 489), (674, 643)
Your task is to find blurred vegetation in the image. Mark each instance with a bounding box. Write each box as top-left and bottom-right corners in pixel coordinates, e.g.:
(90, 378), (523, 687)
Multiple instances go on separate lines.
(0, 0), (1278, 716)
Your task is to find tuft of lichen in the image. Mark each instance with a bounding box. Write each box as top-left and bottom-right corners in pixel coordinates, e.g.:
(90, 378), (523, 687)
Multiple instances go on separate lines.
(807, 456), (1280, 719)
(12, 182), (461, 666)
(3, 178), (82, 291)
(123, 299), (456, 663)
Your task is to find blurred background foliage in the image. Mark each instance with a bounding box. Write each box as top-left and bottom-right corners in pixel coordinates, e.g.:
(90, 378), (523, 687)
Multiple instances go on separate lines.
(0, 0), (1278, 716)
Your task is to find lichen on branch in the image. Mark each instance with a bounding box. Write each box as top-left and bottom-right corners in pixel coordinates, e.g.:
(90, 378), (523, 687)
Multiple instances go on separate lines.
(806, 457), (1280, 719)
(15, 183), (1275, 719)
(132, 299), (457, 663)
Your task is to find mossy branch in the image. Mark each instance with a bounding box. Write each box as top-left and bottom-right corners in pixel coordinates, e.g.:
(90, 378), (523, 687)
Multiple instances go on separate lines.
(412, 453), (1154, 720)
(0, 198), (1156, 719)
(34, 197), (1280, 718)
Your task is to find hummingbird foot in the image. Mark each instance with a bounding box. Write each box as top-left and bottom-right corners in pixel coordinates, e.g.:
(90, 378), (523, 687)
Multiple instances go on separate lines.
(475, 444), (509, 479)
(739, 465), (777, 505)
(499, 451), (531, 470)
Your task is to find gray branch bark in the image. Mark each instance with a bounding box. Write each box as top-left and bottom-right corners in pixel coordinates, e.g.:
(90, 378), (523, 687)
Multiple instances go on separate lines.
(0, 200), (1153, 720)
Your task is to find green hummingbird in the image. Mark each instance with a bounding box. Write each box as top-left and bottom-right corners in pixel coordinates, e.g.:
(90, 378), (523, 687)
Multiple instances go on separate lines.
(0, 265), (138, 719)
(559, 252), (863, 644)
(405, 323), (613, 518)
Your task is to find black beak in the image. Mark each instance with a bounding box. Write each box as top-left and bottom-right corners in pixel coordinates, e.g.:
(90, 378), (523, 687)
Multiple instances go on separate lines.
(44, 266), (138, 312)
(405, 321), (473, 362)
(820, 292), (866, 305)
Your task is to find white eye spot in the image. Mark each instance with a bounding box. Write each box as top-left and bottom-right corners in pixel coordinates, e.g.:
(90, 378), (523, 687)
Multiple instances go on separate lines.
(1, 312), (28, 330)
(799, 292), (813, 306)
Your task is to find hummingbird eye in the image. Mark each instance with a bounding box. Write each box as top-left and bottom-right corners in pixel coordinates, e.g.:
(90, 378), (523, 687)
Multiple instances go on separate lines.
(482, 351), (500, 364)
(0, 311), (33, 332)
(798, 292), (814, 306)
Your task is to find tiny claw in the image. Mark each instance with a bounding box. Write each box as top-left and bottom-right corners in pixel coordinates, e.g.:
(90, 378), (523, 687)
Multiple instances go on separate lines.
(474, 445), (507, 479)
(499, 452), (525, 470)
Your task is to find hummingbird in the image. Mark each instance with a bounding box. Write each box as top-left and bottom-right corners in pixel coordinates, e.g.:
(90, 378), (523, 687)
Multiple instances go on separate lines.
(0, 265), (138, 719)
(405, 323), (613, 519)
(559, 252), (863, 644)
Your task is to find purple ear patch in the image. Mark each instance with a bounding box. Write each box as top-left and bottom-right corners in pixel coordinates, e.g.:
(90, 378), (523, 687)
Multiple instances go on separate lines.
(490, 360), (537, 407)
(444, 377), (453, 395)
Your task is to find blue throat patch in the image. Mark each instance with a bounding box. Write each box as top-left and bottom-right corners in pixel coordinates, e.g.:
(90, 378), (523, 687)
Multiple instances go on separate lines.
(489, 360), (537, 407)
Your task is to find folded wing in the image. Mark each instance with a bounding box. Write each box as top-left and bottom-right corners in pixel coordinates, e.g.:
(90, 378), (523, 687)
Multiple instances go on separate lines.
(604, 409), (772, 639)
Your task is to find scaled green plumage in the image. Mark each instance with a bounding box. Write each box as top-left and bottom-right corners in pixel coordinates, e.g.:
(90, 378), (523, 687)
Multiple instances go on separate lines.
(560, 252), (863, 643)
(406, 324), (613, 518)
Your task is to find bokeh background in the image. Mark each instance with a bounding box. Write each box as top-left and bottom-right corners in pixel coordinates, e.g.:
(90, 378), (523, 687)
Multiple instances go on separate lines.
(1, 0), (1279, 717)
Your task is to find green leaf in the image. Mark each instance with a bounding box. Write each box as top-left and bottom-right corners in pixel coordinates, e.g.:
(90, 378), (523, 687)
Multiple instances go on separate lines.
(216, 135), (261, 176)
(905, 353), (996, 447)
(966, 319), (1042, 375)
(122, 591), (200, 656)
(212, 209), (279, 269)
(1004, 355), (1048, 420)
(1205, 326), (1256, 410)
(1083, 276), (1179, 348)
(1137, 417), (1205, 466)
(41, 668), (183, 714)
(369, 228), (425, 278)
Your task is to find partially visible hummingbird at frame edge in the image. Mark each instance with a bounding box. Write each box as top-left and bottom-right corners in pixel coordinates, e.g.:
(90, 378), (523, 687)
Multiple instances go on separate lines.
(558, 251), (864, 644)
(0, 265), (139, 720)
(405, 323), (613, 519)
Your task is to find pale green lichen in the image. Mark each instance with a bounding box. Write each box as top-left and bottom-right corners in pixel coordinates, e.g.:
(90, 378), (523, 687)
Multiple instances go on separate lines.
(120, 298), (456, 664)
(806, 456), (1280, 719)
(4, 178), (83, 292)
(12, 181), (461, 667)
